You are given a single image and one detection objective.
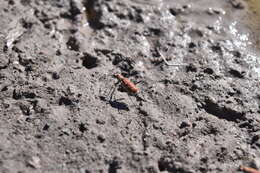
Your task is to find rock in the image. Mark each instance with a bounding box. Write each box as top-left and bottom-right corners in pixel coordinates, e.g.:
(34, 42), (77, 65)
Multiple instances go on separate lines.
(5, 22), (25, 51)
(251, 158), (260, 170)
(206, 8), (226, 15)
(0, 55), (9, 69)
(230, 0), (245, 9)
(26, 156), (41, 169)
(79, 168), (91, 173)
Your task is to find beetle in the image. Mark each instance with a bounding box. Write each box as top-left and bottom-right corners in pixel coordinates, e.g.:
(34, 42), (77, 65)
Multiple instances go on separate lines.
(114, 74), (139, 94)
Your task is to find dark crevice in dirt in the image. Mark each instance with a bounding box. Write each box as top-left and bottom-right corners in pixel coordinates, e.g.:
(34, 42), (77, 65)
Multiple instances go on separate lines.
(19, 104), (31, 116)
(229, 0), (245, 9)
(231, 51), (242, 58)
(20, 18), (33, 30)
(1, 86), (8, 92)
(58, 96), (73, 106)
(228, 69), (245, 78)
(107, 157), (122, 173)
(12, 46), (23, 53)
(95, 51), (136, 76)
(0, 64), (8, 70)
(8, 0), (14, 5)
(203, 68), (214, 75)
(60, 0), (81, 21)
(216, 147), (229, 162)
(186, 64), (198, 72)
(138, 108), (149, 117)
(111, 53), (137, 77)
(95, 48), (112, 56)
(111, 53), (130, 66)
(202, 97), (245, 122)
(211, 44), (223, 54)
(52, 72), (60, 80)
(147, 28), (163, 37)
(126, 6), (143, 23)
(82, 0), (104, 30)
(81, 52), (99, 69)
(97, 134), (105, 143)
(79, 123), (87, 133)
(66, 36), (80, 51)
(42, 124), (50, 131)
(238, 120), (256, 130)
(12, 89), (37, 100)
(158, 157), (191, 173)
(34, 9), (55, 29)
(169, 8), (181, 16)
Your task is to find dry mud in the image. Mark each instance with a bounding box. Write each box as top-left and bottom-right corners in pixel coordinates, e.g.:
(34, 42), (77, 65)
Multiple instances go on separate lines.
(0, 0), (259, 173)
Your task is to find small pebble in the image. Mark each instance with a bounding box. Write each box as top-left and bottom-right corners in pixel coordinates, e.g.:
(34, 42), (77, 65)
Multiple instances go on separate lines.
(27, 156), (41, 169)
(97, 134), (105, 143)
(52, 72), (60, 80)
(252, 157), (260, 169)
(96, 119), (106, 125)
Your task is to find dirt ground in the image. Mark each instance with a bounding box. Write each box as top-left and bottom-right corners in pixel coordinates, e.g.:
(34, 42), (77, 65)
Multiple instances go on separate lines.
(0, 0), (259, 172)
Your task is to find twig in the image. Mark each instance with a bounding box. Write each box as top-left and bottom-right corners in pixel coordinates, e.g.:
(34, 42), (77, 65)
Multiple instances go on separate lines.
(240, 166), (260, 173)
(157, 49), (187, 66)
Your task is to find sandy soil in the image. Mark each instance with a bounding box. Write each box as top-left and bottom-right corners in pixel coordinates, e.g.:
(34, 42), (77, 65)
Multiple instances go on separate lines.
(0, 0), (259, 172)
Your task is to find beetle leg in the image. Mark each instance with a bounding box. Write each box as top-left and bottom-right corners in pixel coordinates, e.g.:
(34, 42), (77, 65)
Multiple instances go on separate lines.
(108, 81), (120, 101)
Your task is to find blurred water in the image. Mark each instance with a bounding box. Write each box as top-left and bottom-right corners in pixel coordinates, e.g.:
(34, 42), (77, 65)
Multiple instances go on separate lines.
(131, 0), (162, 6)
(247, 0), (260, 47)
(245, 0), (260, 78)
(130, 0), (260, 78)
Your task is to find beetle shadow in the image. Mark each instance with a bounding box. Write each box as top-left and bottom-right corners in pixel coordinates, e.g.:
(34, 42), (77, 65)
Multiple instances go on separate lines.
(99, 96), (129, 111)
(109, 99), (130, 111)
